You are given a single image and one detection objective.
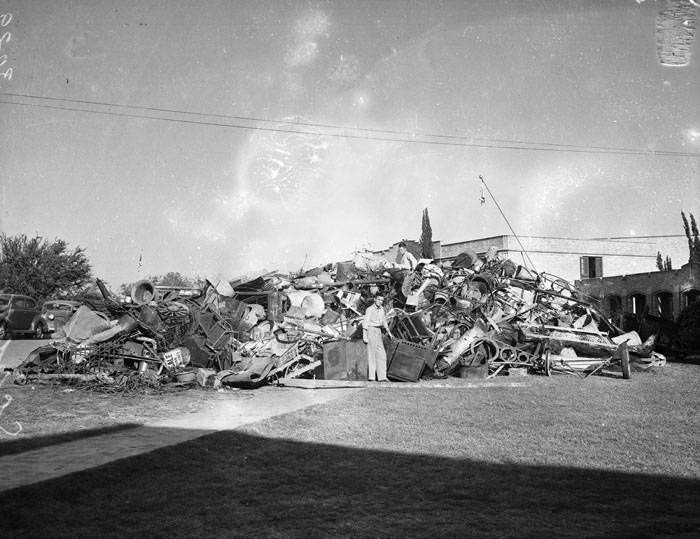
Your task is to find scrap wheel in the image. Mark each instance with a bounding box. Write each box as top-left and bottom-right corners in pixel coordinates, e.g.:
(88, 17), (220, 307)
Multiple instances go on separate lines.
(468, 338), (500, 374)
(543, 350), (551, 377)
(34, 324), (46, 339)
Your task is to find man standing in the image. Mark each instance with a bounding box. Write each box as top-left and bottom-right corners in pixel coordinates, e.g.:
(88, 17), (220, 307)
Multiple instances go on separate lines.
(362, 295), (392, 382)
(394, 242), (417, 270)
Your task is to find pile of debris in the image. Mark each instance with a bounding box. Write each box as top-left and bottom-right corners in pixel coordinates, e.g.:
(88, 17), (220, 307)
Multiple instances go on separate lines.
(15, 248), (665, 390)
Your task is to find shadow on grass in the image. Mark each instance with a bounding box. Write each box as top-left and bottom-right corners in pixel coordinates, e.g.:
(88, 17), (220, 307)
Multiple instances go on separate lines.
(0, 427), (698, 538)
(0, 423), (141, 457)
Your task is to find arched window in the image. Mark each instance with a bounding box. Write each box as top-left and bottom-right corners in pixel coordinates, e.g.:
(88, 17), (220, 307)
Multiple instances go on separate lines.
(682, 289), (700, 309)
(629, 293), (647, 315)
(654, 291), (674, 320)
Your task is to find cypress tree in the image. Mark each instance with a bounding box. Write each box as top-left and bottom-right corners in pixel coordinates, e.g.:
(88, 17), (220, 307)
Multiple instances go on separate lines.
(681, 211), (700, 262)
(420, 208), (434, 259)
(682, 211), (693, 262)
(690, 213), (700, 261)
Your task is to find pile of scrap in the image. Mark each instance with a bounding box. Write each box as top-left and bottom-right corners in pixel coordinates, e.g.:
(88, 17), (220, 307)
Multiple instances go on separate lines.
(14, 261), (393, 389)
(381, 249), (665, 381)
(14, 247), (665, 390)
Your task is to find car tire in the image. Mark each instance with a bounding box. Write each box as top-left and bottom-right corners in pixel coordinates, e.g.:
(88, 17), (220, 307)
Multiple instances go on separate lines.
(34, 323), (46, 340)
(0, 322), (8, 340)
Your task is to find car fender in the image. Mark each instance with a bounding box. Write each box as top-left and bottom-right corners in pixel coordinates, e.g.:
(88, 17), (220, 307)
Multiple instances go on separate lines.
(31, 315), (46, 331)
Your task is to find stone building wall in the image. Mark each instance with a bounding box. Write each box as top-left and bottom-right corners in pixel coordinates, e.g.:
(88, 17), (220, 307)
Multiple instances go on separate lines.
(577, 262), (700, 320)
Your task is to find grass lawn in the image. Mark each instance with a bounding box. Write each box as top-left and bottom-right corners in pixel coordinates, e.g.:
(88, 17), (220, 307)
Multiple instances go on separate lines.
(0, 363), (699, 537)
(0, 383), (240, 457)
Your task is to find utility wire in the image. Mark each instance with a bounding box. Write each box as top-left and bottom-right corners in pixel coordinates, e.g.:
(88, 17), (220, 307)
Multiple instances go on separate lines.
(1, 97), (698, 158)
(3, 91), (695, 157)
(4, 91), (698, 158)
(478, 175), (537, 272)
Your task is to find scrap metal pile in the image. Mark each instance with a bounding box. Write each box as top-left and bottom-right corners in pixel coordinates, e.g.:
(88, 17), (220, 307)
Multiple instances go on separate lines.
(388, 251), (662, 381)
(15, 248), (664, 389)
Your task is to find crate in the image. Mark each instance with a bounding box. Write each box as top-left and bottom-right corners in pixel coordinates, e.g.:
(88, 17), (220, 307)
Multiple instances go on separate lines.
(322, 340), (368, 381)
(387, 339), (437, 382)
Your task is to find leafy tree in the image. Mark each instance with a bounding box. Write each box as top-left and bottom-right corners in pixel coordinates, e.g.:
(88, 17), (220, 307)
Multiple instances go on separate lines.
(682, 211), (691, 258)
(420, 208), (434, 259)
(0, 234), (92, 301)
(119, 272), (201, 296)
(691, 213), (700, 259)
(656, 252), (673, 271)
(155, 271), (200, 288)
(681, 211), (700, 262)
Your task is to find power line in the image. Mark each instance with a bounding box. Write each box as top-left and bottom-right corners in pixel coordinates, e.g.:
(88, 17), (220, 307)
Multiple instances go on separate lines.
(5, 92), (699, 158)
(4, 91), (694, 156)
(1, 97), (698, 158)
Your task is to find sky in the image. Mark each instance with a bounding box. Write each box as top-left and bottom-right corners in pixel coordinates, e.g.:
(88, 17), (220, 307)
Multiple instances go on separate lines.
(0, 0), (698, 288)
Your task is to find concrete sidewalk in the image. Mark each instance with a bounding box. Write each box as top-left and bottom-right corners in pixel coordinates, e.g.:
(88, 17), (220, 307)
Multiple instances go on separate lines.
(0, 386), (360, 493)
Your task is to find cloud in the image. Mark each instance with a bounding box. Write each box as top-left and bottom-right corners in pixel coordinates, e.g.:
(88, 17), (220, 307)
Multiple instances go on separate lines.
(285, 41), (319, 67)
(294, 11), (330, 40)
(284, 10), (330, 67)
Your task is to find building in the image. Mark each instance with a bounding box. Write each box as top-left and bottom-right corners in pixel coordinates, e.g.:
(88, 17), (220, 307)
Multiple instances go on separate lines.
(576, 262), (700, 321)
(380, 234), (687, 283)
(377, 234), (698, 321)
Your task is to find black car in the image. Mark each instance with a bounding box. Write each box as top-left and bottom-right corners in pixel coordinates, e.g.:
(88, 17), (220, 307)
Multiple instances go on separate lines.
(0, 294), (47, 339)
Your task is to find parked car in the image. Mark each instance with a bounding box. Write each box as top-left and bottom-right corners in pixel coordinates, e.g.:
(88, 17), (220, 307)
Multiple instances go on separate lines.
(41, 299), (82, 337)
(0, 294), (47, 339)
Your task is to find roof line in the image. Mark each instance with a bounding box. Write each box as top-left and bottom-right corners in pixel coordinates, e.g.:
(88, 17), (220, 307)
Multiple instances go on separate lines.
(588, 235), (686, 240)
(440, 234), (679, 246)
(441, 249), (656, 259)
